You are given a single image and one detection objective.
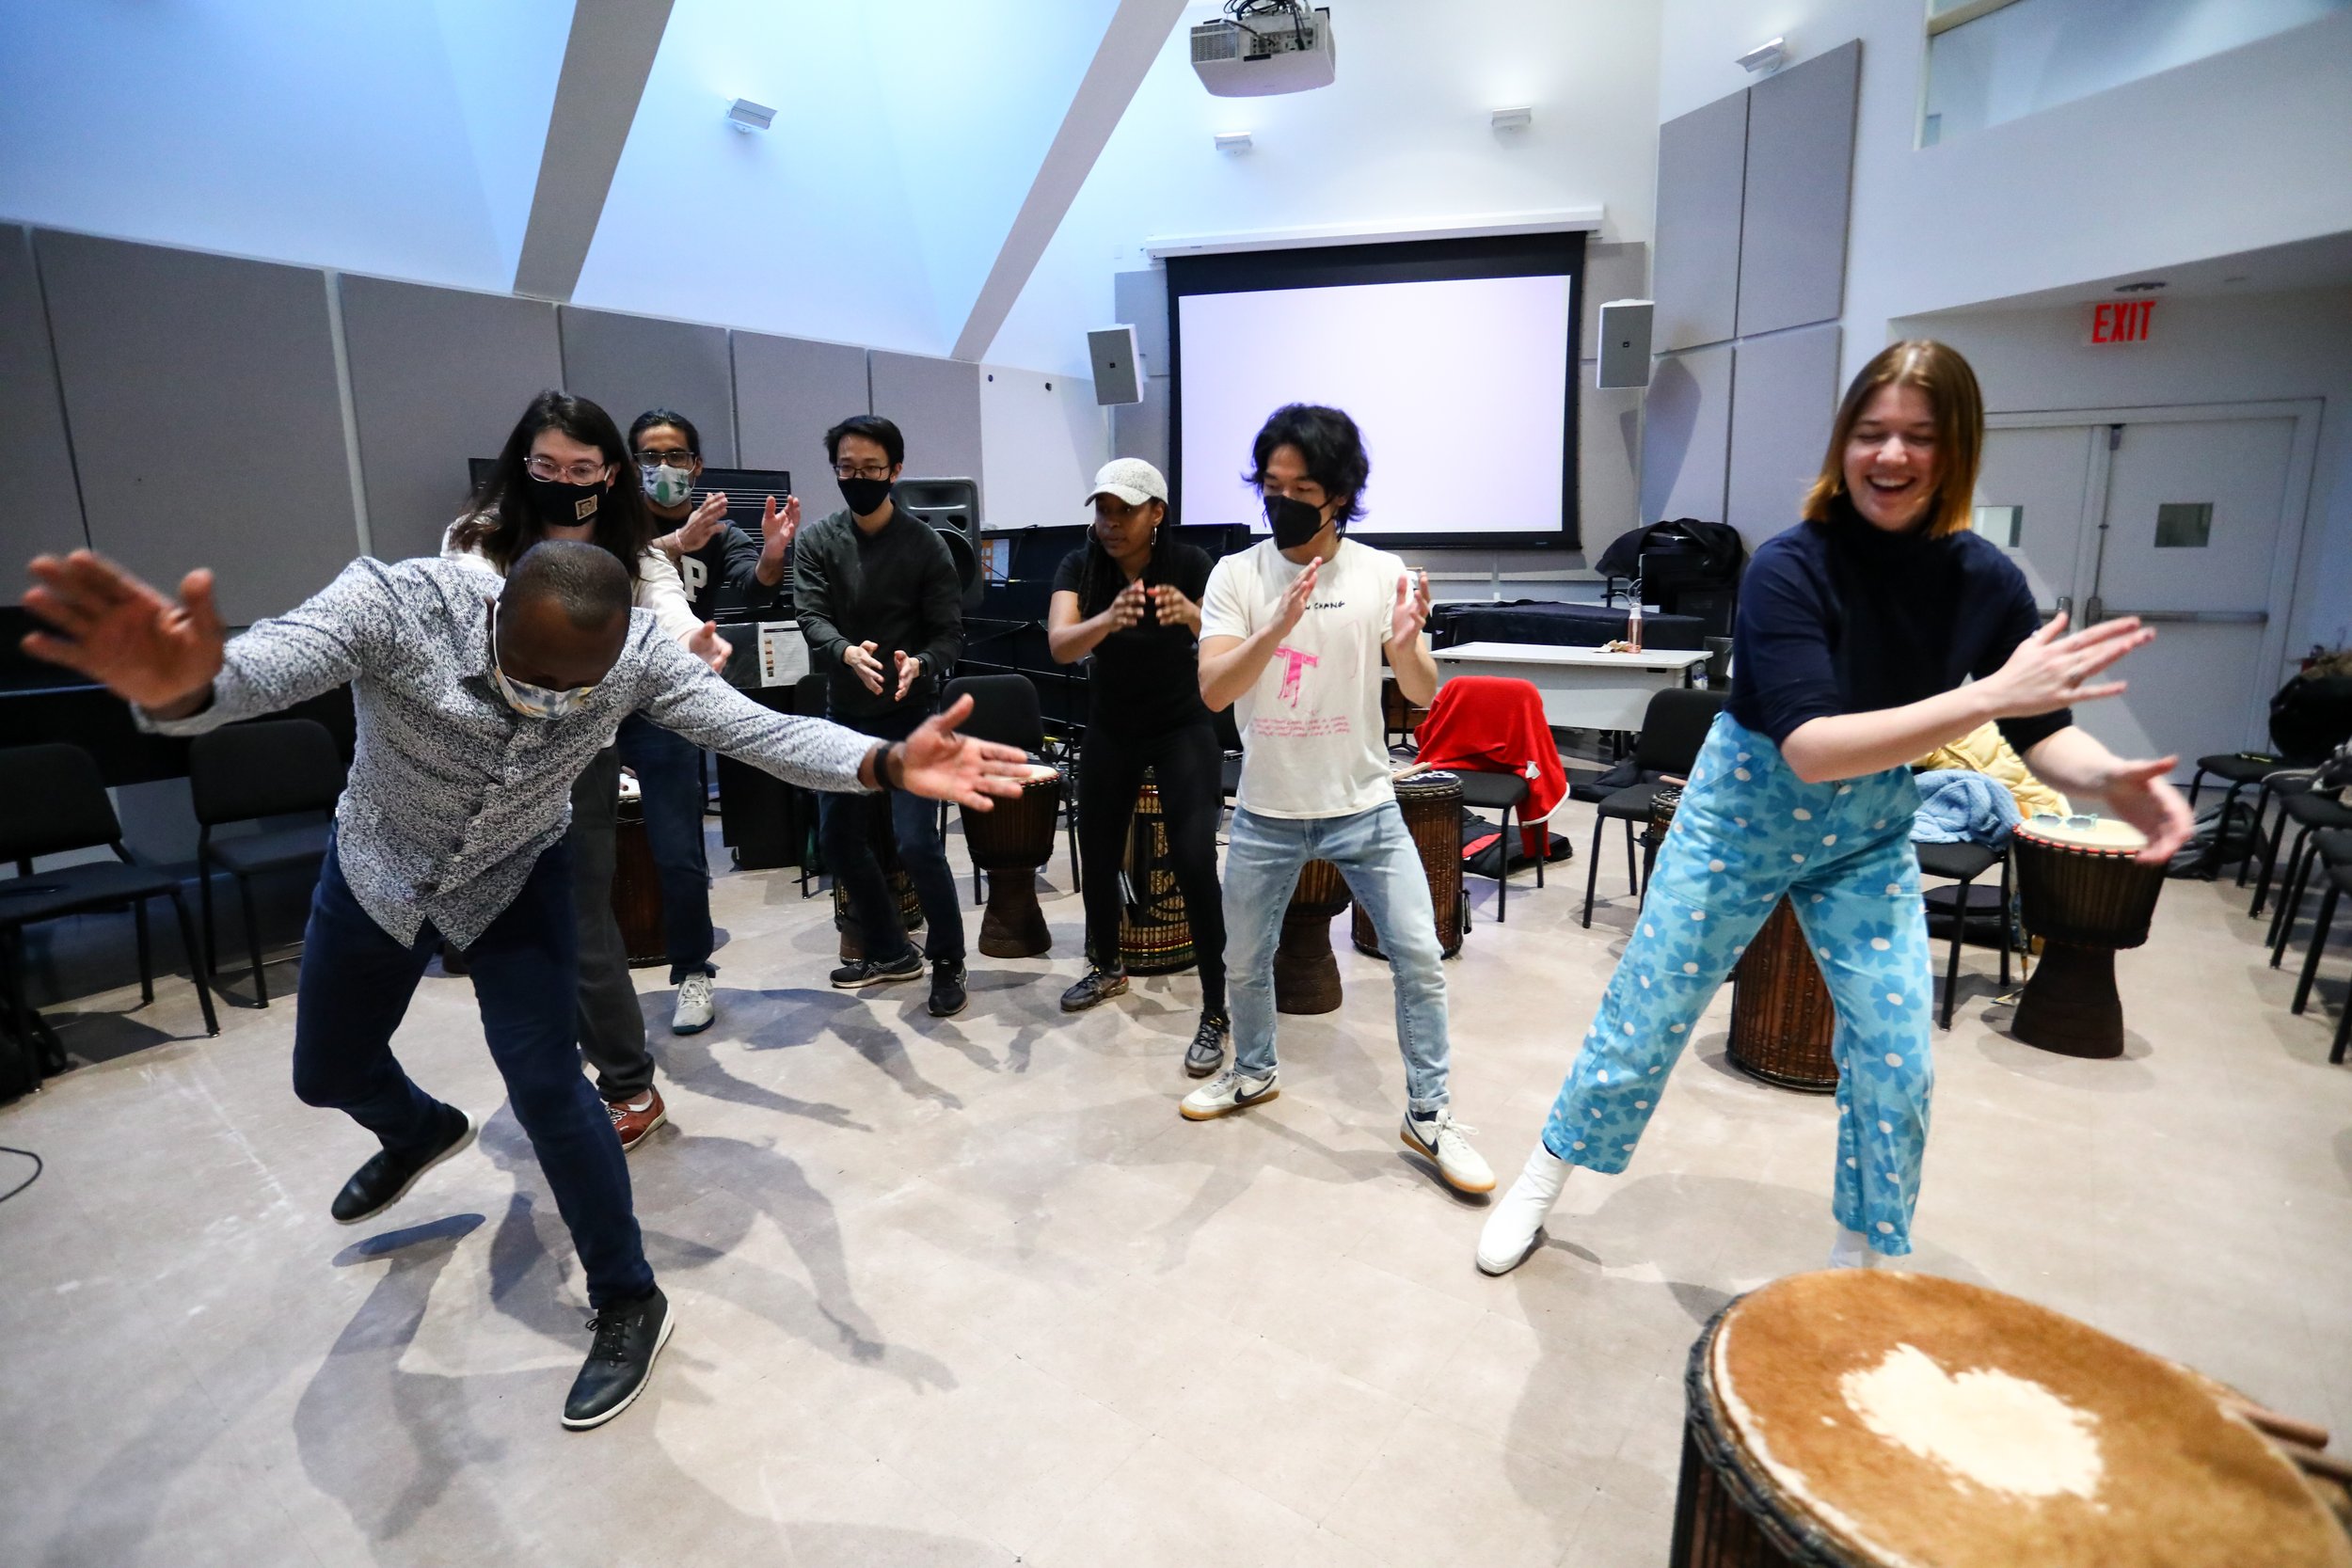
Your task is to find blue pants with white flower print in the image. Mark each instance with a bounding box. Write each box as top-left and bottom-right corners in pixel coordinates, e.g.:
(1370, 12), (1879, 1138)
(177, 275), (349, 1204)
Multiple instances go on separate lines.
(1541, 714), (1934, 1256)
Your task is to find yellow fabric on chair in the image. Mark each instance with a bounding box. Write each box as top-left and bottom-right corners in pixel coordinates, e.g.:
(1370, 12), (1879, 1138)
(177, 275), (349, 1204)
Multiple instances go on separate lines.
(1917, 721), (2070, 819)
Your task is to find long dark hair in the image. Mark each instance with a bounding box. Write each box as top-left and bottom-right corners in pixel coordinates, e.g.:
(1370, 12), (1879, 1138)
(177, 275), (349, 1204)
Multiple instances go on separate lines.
(1074, 499), (1179, 618)
(450, 390), (650, 578)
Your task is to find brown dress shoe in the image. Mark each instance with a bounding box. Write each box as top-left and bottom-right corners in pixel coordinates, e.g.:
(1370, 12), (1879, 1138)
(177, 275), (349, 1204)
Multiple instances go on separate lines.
(606, 1086), (668, 1151)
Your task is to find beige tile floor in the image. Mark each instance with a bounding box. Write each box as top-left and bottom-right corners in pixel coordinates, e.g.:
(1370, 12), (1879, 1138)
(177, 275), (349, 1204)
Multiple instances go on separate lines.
(2, 816), (2348, 1566)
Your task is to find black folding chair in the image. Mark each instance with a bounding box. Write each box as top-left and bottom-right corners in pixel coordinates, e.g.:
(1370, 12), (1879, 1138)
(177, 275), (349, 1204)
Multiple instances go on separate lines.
(189, 718), (345, 1006)
(0, 743), (219, 1077)
(939, 673), (1070, 897)
(1582, 688), (1726, 927)
(1915, 840), (2013, 1030)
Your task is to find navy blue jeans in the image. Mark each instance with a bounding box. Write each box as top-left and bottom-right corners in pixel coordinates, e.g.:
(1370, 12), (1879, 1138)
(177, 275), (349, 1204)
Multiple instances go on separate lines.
(290, 835), (654, 1307)
(818, 704), (965, 964)
(615, 712), (717, 982)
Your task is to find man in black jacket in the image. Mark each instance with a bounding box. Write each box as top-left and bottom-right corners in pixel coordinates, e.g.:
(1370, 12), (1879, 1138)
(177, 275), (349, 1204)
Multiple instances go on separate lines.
(794, 414), (970, 1016)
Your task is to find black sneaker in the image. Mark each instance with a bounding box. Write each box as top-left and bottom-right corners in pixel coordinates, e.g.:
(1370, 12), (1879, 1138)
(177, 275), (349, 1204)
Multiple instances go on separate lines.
(831, 949), (924, 989)
(928, 958), (968, 1019)
(1184, 1012), (1230, 1078)
(1059, 966), (1130, 1013)
(330, 1103), (474, 1225)
(562, 1286), (675, 1431)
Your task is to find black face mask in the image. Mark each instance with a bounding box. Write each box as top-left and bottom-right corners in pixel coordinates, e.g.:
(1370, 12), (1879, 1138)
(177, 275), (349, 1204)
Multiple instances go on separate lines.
(1264, 492), (1327, 550)
(529, 475), (605, 530)
(837, 476), (893, 516)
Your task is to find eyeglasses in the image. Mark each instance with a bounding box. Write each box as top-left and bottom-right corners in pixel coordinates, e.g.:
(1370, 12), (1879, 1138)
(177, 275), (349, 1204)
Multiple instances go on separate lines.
(633, 448), (694, 467)
(834, 461), (893, 481)
(526, 455), (611, 484)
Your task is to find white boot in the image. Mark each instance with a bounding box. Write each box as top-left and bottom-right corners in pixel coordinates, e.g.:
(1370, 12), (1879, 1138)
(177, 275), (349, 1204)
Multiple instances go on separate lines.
(1475, 1144), (1572, 1275)
(1827, 1226), (1881, 1270)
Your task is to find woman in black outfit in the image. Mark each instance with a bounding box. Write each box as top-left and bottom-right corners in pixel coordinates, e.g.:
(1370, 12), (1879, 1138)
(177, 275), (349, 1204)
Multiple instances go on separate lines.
(1049, 459), (1231, 1077)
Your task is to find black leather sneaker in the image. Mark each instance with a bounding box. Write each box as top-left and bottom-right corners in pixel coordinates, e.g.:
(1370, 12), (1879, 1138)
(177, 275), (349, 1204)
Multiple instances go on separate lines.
(1058, 966), (1130, 1013)
(562, 1286), (675, 1431)
(831, 949), (924, 989)
(1184, 1012), (1230, 1078)
(928, 958), (968, 1018)
(330, 1103), (474, 1225)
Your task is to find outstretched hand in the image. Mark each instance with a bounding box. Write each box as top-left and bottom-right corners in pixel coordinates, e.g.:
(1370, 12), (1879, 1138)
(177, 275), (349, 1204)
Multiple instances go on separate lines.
(757, 494), (801, 571)
(687, 620), (732, 673)
(1388, 568), (1432, 647)
(675, 493), (730, 553)
(1984, 611), (2152, 717)
(895, 693), (1034, 810)
(2092, 754), (2195, 865)
(23, 550), (225, 716)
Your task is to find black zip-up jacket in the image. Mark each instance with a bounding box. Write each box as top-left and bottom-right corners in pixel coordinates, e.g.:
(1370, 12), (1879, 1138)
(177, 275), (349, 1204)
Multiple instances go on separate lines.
(792, 495), (963, 719)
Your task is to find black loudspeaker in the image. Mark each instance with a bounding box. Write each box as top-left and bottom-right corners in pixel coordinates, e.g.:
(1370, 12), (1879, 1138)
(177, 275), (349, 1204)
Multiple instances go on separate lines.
(1596, 299), (1654, 389)
(896, 477), (985, 612)
(1088, 325), (1142, 405)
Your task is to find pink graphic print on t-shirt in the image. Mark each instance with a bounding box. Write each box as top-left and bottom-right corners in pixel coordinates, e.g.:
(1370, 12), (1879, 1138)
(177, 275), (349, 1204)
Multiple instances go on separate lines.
(1274, 644), (1320, 706)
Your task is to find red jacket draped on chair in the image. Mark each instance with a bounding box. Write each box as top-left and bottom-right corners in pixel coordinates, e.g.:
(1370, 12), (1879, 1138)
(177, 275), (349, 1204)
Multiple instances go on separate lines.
(1413, 676), (1565, 859)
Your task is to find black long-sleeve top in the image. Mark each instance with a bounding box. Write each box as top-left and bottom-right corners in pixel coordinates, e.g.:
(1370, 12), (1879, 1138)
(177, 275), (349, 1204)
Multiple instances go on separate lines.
(674, 522), (782, 624)
(793, 498), (963, 719)
(1727, 499), (2071, 757)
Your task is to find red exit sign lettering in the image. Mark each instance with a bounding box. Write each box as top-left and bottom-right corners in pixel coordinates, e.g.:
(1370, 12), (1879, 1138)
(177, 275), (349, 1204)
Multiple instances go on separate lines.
(2087, 299), (2155, 344)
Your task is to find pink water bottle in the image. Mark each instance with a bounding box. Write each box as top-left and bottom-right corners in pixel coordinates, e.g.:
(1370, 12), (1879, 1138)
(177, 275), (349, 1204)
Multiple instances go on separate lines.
(1626, 595), (1645, 653)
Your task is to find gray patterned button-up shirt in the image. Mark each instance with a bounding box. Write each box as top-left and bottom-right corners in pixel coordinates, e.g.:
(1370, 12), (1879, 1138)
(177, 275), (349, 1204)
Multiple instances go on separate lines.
(144, 556), (874, 948)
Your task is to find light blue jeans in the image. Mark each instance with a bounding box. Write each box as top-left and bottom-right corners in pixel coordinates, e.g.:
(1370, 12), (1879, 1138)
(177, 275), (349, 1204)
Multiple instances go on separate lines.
(1224, 802), (1451, 1115)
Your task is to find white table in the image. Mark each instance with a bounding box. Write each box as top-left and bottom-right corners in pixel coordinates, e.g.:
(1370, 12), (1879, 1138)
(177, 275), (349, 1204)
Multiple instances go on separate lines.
(1432, 641), (1712, 732)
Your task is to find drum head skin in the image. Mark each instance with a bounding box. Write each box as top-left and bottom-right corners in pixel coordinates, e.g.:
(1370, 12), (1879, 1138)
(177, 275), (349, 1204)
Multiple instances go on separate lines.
(2014, 816), (2147, 854)
(1710, 1272), (2350, 1568)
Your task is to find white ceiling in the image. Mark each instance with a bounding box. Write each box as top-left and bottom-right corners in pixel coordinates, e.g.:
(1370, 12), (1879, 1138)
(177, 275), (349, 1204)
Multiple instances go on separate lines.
(1939, 229), (2352, 314)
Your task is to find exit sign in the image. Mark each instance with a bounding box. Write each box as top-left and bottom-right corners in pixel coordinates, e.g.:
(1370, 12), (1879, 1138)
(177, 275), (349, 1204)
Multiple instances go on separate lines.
(2088, 299), (2156, 344)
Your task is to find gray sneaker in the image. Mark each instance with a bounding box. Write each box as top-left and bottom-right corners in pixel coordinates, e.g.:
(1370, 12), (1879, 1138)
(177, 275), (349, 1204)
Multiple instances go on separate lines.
(1184, 1012), (1229, 1078)
(1059, 965), (1130, 1013)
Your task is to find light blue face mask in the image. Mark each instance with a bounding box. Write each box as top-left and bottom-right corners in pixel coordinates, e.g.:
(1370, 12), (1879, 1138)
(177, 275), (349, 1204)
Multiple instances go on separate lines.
(488, 602), (598, 720)
(641, 462), (695, 509)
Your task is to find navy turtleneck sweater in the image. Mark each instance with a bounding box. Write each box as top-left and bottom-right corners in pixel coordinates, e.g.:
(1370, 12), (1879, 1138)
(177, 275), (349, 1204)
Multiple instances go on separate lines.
(1727, 499), (2070, 757)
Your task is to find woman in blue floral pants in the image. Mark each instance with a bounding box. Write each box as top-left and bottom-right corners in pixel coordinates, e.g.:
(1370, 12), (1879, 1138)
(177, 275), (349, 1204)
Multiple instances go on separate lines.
(1476, 341), (2193, 1276)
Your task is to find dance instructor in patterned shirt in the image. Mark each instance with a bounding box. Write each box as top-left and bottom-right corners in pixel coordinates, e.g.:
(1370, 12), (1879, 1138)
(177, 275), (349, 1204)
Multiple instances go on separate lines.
(20, 539), (1030, 1430)
(1473, 341), (2193, 1280)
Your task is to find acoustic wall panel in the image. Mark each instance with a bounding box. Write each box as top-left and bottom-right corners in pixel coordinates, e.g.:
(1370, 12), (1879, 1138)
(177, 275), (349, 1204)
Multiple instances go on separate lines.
(1111, 376), (1169, 474)
(1726, 323), (1842, 546)
(37, 230), (358, 625)
(1581, 376), (1645, 542)
(1113, 267), (1168, 376)
(340, 276), (563, 563)
(1581, 240), (1651, 352)
(1651, 92), (1748, 353)
(1638, 342), (1733, 527)
(869, 351), (985, 511)
(557, 306), (736, 466)
(1736, 40), (1860, 338)
(0, 226), (86, 562)
(731, 331), (868, 501)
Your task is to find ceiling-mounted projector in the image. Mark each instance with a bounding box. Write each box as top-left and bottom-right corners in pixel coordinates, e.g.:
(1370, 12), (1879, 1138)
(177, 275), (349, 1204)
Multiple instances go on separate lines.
(1191, 1), (1334, 97)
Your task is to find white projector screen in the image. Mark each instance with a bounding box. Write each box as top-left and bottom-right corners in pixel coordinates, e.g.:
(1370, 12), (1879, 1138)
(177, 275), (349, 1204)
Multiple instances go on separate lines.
(1174, 272), (1574, 539)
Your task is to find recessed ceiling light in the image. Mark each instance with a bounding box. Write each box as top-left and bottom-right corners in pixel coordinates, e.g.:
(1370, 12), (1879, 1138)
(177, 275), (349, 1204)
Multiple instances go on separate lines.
(1490, 106), (1533, 131)
(2114, 279), (2168, 293)
(1214, 132), (1253, 153)
(726, 98), (776, 133)
(2223, 274), (2250, 284)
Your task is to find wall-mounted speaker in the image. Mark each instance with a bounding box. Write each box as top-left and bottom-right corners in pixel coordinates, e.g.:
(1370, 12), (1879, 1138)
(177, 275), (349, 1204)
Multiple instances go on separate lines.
(1088, 325), (1143, 406)
(1596, 299), (1655, 389)
(894, 477), (985, 612)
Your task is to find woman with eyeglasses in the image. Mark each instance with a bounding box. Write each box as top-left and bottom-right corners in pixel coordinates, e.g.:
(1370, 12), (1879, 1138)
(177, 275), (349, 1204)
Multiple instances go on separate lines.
(1474, 341), (2195, 1279)
(446, 390), (757, 1152)
(1047, 459), (1229, 1076)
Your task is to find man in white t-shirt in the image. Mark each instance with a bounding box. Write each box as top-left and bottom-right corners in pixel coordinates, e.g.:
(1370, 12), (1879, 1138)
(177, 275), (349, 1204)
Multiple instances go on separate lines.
(1184, 404), (1493, 1195)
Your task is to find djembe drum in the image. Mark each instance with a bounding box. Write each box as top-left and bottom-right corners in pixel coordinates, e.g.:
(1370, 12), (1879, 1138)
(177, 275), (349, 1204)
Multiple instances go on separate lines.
(1352, 771), (1466, 960)
(960, 762), (1062, 958)
(832, 792), (924, 961)
(1671, 1270), (2351, 1568)
(1117, 771), (1195, 974)
(1275, 859), (1351, 1014)
(1728, 896), (1839, 1092)
(612, 776), (667, 968)
(2010, 816), (2166, 1059)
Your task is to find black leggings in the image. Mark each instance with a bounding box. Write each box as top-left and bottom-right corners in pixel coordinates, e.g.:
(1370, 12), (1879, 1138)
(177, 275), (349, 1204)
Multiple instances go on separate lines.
(1077, 722), (1226, 1013)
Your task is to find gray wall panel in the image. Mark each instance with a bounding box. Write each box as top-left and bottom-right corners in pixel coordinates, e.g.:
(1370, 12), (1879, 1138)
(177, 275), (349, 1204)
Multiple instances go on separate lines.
(341, 276), (563, 563)
(1652, 92), (1747, 353)
(1639, 343), (1733, 526)
(0, 226), (86, 562)
(1581, 376), (1645, 539)
(37, 230), (358, 625)
(869, 350), (985, 508)
(1725, 324), (1842, 546)
(1112, 376), (1170, 472)
(557, 306), (736, 466)
(1737, 40), (1859, 337)
(732, 331), (868, 499)
(1114, 267), (1168, 376)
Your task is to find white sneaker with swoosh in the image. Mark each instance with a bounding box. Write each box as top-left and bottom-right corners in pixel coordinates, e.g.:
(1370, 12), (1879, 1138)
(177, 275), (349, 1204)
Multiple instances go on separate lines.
(1179, 1064), (1279, 1120)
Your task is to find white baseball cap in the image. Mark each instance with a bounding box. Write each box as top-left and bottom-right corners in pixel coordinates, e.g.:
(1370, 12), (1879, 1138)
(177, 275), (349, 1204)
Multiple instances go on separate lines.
(1085, 457), (1168, 509)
